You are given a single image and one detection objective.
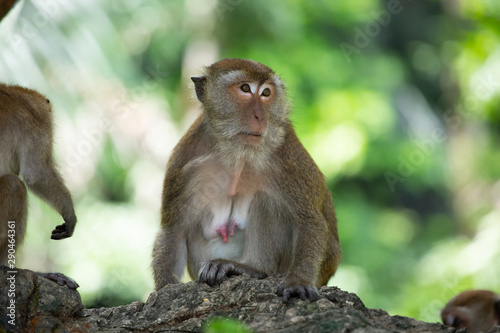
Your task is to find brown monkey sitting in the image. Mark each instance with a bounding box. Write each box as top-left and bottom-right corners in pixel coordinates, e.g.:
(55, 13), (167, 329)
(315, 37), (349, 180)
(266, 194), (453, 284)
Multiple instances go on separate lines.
(442, 289), (500, 333)
(152, 59), (341, 302)
(0, 83), (78, 289)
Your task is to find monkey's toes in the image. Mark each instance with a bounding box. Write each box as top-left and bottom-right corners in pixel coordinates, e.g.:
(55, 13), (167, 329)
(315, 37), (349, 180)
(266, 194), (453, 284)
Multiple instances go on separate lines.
(277, 283), (318, 302)
(39, 272), (80, 289)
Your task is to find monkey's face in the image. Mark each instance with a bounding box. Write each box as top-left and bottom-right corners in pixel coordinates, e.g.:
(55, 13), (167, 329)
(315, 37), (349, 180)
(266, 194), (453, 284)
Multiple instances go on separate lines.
(441, 290), (499, 333)
(192, 59), (290, 152)
(207, 72), (289, 149)
(441, 308), (469, 330)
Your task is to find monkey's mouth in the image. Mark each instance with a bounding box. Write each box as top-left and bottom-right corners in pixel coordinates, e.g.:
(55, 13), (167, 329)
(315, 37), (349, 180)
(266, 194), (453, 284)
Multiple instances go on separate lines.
(238, 131), (263, 144)
(239, 131), (262, 137)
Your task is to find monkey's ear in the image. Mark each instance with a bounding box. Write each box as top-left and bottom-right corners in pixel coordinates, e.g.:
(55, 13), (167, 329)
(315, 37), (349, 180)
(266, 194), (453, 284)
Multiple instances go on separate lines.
(191, 76), (206, 103)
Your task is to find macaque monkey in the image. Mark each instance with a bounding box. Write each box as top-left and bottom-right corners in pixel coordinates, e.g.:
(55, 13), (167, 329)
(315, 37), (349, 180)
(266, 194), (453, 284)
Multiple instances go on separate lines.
(152, 58), (341, 302)
(0, 83), (78, 289)
(441, 290), (500, 333)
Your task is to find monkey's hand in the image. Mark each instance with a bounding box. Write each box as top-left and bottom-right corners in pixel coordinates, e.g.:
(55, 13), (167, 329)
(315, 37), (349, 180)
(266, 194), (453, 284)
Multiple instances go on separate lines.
(277, 279), (318, 303)
(51, 216), (76, 240)
(199, 259), (267, 286)
(38, 272), (79, 289)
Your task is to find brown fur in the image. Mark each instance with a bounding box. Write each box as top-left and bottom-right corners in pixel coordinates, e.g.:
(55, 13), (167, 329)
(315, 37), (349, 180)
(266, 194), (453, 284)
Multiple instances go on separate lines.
(207, 58), (275, 81)
(0, 174), (27, 265)
(0, 0), (17, 21)
(152, 59), (341, 302)
(0, 83), (77, 256)
(442, 290), (500, 333)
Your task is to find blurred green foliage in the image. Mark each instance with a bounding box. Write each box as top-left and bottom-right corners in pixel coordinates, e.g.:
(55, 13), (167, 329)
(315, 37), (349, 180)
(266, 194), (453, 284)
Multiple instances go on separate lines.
(204, 318), (252, 333)
(0, 0), (499, 324)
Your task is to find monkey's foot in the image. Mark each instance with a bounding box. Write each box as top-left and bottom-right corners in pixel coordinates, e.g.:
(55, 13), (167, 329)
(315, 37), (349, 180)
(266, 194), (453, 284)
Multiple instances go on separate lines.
(38, 272), (79, 289)
(277, 282), (318, 303)
(199, 259), (267, 286)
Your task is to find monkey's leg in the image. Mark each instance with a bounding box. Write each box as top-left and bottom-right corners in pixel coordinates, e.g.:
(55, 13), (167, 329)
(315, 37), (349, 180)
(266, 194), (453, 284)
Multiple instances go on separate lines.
(276, 213), (328, 302)
(0, 174), (27, 265)
(317, 192), (341, 286)
(20, 161), (76, 240)
(152, 227), (187, 290)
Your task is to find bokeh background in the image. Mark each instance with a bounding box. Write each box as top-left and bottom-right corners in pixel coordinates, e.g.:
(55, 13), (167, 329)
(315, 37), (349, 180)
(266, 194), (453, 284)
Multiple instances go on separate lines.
(0, 0), (499, 323)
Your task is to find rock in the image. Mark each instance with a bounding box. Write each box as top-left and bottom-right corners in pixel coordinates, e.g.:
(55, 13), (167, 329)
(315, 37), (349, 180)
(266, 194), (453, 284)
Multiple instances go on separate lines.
(0, 266), (83, 332)
(0, 266), (495, 332)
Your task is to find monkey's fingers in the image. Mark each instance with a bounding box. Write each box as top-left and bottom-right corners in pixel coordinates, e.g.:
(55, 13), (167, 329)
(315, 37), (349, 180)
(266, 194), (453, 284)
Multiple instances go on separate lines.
(277, 283), (318, 303)
(199, 261), (220, 286)
(200, 259), (263, 286)
(199, 260), (237, 286)
(38, 272), (80, 289)
(250, 270), (267, 279)
(215, 262), (233, 284)
(50, 223), (73, 240)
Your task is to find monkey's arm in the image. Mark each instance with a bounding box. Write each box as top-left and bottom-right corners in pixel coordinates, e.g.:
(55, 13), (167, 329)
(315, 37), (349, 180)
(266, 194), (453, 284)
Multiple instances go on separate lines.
(152, 143), (197, 289)
(19, 129), (76, 239)
(152, 226), (187, 289)
(153, 116), (211, 289)
(20, 148), (77, 240)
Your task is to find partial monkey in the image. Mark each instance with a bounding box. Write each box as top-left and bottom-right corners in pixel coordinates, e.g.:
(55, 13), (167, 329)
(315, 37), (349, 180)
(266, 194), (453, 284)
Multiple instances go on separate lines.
(152, 58), (341, 302)
(442, 289), (500, 333)
(0, 83), (78, 289)
(0, 0), (17, 21)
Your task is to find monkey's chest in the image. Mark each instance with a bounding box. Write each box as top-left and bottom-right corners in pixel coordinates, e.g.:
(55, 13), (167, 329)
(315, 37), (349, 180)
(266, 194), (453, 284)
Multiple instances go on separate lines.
(185, 192), (254, 273)
(185, 164), (260, 263)
(200, 193), (253, 243)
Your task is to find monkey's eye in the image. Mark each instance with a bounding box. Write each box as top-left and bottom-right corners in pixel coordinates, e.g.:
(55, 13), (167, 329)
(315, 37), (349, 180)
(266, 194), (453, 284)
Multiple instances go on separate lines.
(240, 84), (251, 93)
(262, 88), (271, 97)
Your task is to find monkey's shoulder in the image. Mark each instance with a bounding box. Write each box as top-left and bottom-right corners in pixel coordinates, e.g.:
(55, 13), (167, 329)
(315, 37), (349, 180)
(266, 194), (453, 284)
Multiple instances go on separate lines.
(269, 125), (329, 200)
(167, 116), (211, 170)
(278, 125), (323, 175)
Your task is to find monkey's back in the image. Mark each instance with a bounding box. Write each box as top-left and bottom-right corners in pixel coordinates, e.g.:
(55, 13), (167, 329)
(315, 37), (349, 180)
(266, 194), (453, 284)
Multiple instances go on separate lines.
(0, 83), (54, 176)
(0, 83), (53, 127)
